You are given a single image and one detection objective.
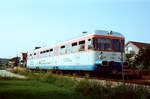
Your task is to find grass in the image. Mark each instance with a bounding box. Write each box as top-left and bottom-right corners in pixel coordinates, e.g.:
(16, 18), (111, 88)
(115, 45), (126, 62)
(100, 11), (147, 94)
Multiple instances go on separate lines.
(0, 69), (150, 99)
(0, 71), (87, 99)
(0, 80), (86, 99)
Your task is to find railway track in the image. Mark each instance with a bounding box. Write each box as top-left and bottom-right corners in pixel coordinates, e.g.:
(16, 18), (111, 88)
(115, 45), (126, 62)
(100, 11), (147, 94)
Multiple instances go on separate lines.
(31, 69), (150, 87)
(54, 70), (150, 87)
(60, 73), (150, 92)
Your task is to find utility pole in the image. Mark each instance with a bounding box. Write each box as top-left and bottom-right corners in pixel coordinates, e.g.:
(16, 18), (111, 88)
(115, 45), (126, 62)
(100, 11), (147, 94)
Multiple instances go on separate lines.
(121, 40), (125, 86)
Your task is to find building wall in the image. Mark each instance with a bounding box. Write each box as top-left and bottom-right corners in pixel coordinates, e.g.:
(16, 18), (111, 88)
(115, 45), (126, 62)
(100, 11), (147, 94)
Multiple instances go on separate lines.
(125, 43), (139, 55)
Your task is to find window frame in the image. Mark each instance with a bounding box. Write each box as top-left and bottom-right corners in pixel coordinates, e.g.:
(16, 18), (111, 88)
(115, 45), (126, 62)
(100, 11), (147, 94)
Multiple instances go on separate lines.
(60, 45), (66, 55)
(49, 48), (54, 56)
(71, 42), (78, 53)
(79, 40), (85, 51)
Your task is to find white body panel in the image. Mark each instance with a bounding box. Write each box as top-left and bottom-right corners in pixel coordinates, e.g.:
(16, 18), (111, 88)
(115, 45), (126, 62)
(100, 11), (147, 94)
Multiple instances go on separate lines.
(27, 51), (124, 70)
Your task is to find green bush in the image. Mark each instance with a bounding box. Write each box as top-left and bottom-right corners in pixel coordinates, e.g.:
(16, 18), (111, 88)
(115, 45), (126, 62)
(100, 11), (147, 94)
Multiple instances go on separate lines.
(75, 78), (150, 99)
(147, 66), (150, 70)
(10, 67), (27, 75)
(40, 72), (56, 83)
(110, 85), (150, 99)
(55, 76), (76, 88)
(39, 72), (75, 88)
(75, 79), (109, 99)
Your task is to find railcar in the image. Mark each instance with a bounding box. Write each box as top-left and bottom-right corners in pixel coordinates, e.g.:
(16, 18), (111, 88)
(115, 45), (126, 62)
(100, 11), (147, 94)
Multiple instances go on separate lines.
(27, 30), (128, 72)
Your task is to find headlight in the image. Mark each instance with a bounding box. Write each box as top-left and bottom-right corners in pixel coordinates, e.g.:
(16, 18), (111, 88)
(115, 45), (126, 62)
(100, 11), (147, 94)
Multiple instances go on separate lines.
(102, 61), (108, 66)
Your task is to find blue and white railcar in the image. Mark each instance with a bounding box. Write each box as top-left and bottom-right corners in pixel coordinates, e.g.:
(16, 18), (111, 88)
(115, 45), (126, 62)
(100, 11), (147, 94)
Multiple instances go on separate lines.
(27, 30), (127, 72)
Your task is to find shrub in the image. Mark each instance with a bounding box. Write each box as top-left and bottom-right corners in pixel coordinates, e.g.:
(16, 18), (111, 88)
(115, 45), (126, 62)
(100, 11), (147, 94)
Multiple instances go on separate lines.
(110, 85), (150, 99)
(39, 72), (75, 88)
(105, 80), (113, 88)
(75, 78), (150, 99)
(55, 76), (76, 88)
(10, 67), (26, 75)
(75, 79), (109, 99)
(40, 72), (56, 83)
(147, 66), (150, 70)
(73, 73), (77, 80)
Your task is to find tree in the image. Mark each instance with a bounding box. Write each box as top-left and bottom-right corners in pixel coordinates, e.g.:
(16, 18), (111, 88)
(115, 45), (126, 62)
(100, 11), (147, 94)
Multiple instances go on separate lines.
(2, 62), (9, 68)
(134, 45), (150, 69)
(125, 53), (134, 68)
(142, 45), (150, 68)
(14, 57), (20, 67)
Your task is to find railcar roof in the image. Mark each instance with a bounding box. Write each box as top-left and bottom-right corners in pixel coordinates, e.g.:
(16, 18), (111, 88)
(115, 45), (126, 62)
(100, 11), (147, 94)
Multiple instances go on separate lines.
(29, 30), (124, 53)
(93, 30), (124, 38)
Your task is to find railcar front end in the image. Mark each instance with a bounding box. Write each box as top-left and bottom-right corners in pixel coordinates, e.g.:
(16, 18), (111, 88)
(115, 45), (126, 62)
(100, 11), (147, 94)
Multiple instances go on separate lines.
(89, 32), (128, 72)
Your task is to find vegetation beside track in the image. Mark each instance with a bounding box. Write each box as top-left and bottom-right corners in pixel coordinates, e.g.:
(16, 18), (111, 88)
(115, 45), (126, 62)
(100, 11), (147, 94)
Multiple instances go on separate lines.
(0, 69), (150, 99)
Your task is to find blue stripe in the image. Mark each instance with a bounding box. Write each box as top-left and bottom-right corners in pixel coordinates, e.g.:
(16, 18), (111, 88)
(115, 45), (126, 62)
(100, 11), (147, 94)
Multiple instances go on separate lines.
(27, 65), (96, 71)
(27, 63), (122, 71)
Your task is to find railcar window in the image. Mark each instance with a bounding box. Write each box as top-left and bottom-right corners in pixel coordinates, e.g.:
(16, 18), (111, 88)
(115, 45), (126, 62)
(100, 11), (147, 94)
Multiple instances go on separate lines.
(121, 40), (125, 51)
(49, 49), (53, 56)
(29, 54), (31, 59)
(29, 54), (32, 59)
(46, 50), (50, 52)
(113, 39), (124, 52)
(33, 53), (36, 58)
(36, 52), (39, 58)
(43, 51), (45, 56)
(40, 51), (43, 57)
(72, 42), (78, 53)
(79, 40), (85, 51)
(60, 45), (65, 55)
(44, 51), (47, 57)
(43, 51), (46, 57)
(88, 38), (97, 50)
(97, 38), (111, 51)
(88, 39), (93, 49)
(66, 44), (71, 53)
(45, 50), (49, 56)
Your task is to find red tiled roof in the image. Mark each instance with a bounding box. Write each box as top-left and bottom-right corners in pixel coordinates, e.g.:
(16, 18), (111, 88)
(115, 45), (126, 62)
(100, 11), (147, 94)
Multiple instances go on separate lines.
(126, 41), (150, 49)
(9, 57), (20, 62)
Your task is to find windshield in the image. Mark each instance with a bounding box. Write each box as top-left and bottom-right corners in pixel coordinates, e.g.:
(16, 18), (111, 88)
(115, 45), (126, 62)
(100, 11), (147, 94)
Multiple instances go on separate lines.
(88, 38), (124, 52)
(113, 39), (124, 52)
(97, 38), (111, 51)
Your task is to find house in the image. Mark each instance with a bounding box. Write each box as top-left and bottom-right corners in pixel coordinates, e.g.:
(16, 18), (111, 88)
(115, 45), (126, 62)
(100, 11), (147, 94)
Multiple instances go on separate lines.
(9, 57), (20, 67)
(125, 41), (150, 55)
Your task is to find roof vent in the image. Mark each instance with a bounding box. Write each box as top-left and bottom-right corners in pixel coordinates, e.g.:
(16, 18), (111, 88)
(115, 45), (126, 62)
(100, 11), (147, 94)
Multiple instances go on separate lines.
(109, 31), (113, 34)
(107, 30), (113, 35)
(82, 31), (87, 34)
(35, 47), (41, 50)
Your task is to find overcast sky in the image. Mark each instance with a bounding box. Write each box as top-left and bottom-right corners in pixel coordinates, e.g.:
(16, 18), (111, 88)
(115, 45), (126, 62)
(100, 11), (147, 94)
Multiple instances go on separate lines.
(0, 0), (150, 58)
